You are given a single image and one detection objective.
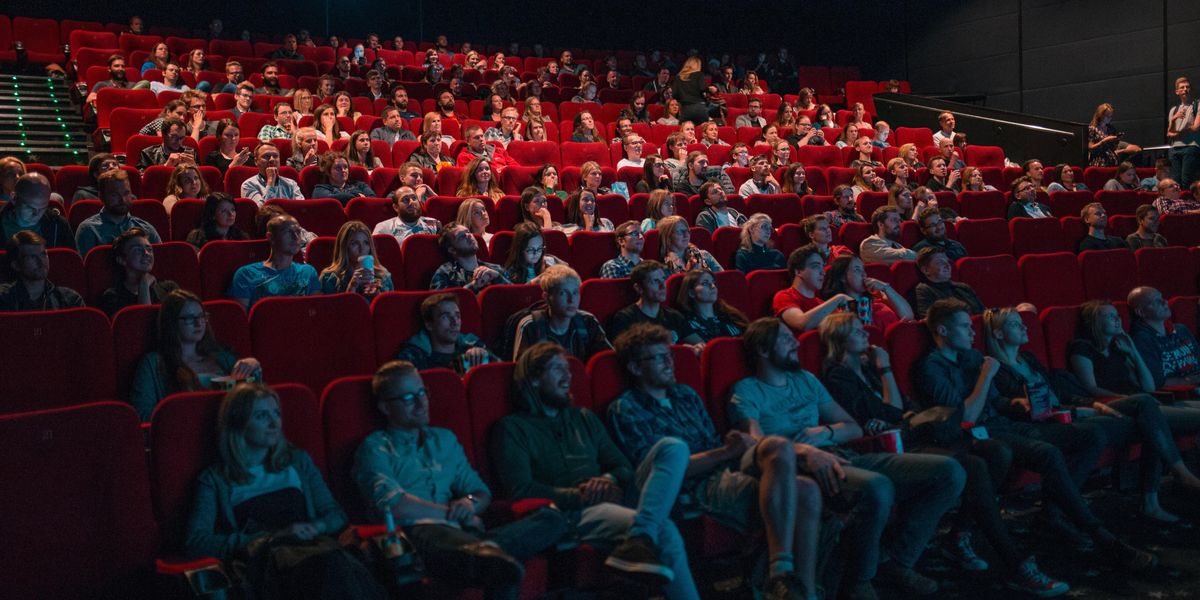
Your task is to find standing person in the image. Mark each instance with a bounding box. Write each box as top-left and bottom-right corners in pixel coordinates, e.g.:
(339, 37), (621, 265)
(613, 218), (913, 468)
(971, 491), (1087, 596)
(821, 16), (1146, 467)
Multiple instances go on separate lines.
(353, 361), (568, 600)
(1168, 77), (1200, 188)
(185, 383), (387, 600)
(1088, 103), (1141, 166)
(670, 58), (709, 125)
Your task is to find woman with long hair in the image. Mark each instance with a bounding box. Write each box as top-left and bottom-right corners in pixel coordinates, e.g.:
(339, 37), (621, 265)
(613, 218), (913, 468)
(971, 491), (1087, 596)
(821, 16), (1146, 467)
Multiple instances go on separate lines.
(187, 193), (249, 249)
(898, 143), (925, 170)
(521, 96), (546, 126)
(769, 139), (792, 170)
(163, 163), (210, 215)
(658, 215), (721, 274)
(734, 213), (785, 273)
(533, 163), (567, 200)
(1103, 161), (1140, 191)
(670, 57), (709, 124)
(129, 290), (261, 420)
(407, 132), (452, 172)
(344, 130), (383, 170)
(821, 312), (1070, 596)
(657, 98), (682, 126)
(287, 127), (321, 171)
(454, 197), (493, 244)
(319, 220), (392, 296)
(814, 104), (836, 129)
(740, 70), (764, 95)
(635, 156), (672, 194)
(780, 162), (811, 196)
(754, 124), (781, 148)
(675, 269), (748, 341)
(820, 254), (913, 333)
(456, 157), (504, 202)
(503, 221), (566, 284)
(518, 186), (556, 229)
(640, 188), (675, 232)
(773, 103), (797, 130)
(484, 93), (506, 123)
(524, 118), (549, 142)
(957, 166), (997, 192)
(184, 383), (385, 600)
(1088, 103), (1141, 167)
(577, 161), (611, 195)
(570, 111), (601, 143)
(204, 119), (251, 174)
(140, 42), (170, 76)
(332, 91), (361, 121)
(560, 189), (614, 236)
(182, 48), (210, 91)
(850, 163), (886, 200)
(990, 304), (1200, 521)
(1046, 164), (1088, 193)
(312, 104), (348, 142)
(795, 88), (817, 111)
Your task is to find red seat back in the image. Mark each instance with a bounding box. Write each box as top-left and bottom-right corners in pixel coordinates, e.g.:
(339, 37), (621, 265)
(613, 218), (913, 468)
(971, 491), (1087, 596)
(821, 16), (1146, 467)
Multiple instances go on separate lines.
(1009, 217), (1068, 256)
(701, 336), (750, 434)
(1019, 252), (1085, 308)
(956, 255), (1025, 308)
(569, 231), (618, 279)
(954, 217), (1010, 256)
(958, 190), (1007, 220)
(0, 308), (115, 414)
(580, 277), (639, 327)
(885, 320), (934, 398)
(0, 402), (157, 599)
(506, 141), (561, 169)
(400, 233), (444, 290)
(198, 239), (271, 299)
(265, 198), (346, 237)
(1135, 247), (1196, 298)
(1078, 249), (1137, 301)
(963, 145), (1005, 168)
(250, 294), (377, 393)
(477, 284), (543, 350)
(370, 289), (481, 364)
(1040, 305), (1082, 370)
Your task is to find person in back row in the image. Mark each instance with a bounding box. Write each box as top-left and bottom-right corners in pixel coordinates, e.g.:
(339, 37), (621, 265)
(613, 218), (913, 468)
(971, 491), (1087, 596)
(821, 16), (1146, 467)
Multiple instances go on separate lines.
(0, 231), (84, 311)
(227, 214), (320, 309)
(492, 342), (701, 599)
(915, 299), (1157, 572)
(511, 265), (611, 362)
(353, 361), (568, 600)
(730, 317), (966, 599)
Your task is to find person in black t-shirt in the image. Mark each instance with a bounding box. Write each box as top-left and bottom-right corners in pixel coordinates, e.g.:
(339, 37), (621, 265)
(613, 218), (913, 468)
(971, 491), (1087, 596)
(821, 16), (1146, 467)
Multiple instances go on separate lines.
(1076, 203), (1128, 252)
(396, 292), (496, 374)
(607, 261), (704, 351)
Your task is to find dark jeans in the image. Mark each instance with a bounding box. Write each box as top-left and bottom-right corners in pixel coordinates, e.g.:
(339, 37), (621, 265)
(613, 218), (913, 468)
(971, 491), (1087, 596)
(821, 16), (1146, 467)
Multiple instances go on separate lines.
(1170, 145), (1200, 189)
(988, 419), (1109, 537)
(407, 508), (568, 600)
(918, 441), (1026, 571)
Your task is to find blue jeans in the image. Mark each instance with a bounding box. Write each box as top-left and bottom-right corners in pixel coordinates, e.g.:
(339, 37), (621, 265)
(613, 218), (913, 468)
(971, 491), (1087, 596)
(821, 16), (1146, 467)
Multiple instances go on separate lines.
(836, 452), (966, 581)
(1170, 145), (1199, 189)
(575, 437), (699, 600)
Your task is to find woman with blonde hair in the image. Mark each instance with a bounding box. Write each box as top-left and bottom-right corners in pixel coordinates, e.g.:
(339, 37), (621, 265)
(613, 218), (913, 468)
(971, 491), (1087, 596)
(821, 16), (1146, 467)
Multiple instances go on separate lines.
(957, 166), (997, 192)
(456, 157), (504, 202)
(658, 215), (721, 274)
(577, 160), (611, 195)
(184, 382), (385, 599)
(320, 220), (392, 295)
(290, 88), (315, 121)
(734, 212), (785, 273)
(898, 142), (925, 169)
(454, 197), (493, 244)
(670, 56), (709, 124)
(162, 163), (210, 214)
(657, 98), (682, 126)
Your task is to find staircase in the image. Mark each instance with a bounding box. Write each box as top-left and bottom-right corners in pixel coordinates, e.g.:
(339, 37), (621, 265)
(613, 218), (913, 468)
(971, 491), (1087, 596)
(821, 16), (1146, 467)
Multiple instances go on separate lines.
(0, 74), (89, 166)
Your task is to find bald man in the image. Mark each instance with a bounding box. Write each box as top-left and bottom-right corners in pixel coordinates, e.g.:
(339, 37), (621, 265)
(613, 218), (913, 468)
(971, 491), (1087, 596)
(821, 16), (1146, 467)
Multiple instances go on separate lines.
(0, 174), (73, 248)
(1129, 287), (1200, 389)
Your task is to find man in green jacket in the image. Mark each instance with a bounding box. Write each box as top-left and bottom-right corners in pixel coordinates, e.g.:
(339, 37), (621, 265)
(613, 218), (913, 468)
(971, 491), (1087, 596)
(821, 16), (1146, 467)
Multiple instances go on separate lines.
(491, 341), (701, 600)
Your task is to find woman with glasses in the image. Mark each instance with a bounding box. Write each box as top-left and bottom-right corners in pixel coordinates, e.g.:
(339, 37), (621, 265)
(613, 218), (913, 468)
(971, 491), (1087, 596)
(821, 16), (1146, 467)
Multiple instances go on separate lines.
(129, 290), (261, 421)
(503, 222), (566, 284)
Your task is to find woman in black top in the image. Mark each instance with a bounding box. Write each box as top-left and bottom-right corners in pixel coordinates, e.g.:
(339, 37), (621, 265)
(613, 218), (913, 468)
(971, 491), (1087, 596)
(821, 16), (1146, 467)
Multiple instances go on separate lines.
(205, 119), (252, 174)
(820, 313), (1069, 593)
(635, 156), (672, 193)
(734, 213), (785, 273)
(187, 193), (249, 249)
(669, 57), (709, 125)
(673, 270), (746, 342)
(1057, 302), (1200, 519)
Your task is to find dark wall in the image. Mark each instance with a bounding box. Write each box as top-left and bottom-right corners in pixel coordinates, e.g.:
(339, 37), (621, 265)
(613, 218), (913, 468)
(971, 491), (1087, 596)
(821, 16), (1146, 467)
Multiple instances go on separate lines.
(886, 0), (1200, 147)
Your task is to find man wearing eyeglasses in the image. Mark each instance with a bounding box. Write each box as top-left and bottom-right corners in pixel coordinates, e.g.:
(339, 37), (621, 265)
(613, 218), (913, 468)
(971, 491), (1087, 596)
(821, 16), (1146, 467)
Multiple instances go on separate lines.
(484, 108), (523, 147)
(600, 221), (645, 279)
(1006, 176), (1053, 220)
(373, 186), (440, 245)
(1151, 178), (1200, 215)
(0, 174), (72, 249)
(361, 69), (386, 101)
(354, 360), (567, 600)
(230, 83), (257, 120)
(617, 134), (647, 170)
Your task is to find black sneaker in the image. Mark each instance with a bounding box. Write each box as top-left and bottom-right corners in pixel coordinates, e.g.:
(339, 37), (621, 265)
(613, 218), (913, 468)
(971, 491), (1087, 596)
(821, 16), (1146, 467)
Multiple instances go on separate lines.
(459, 542), (525, 588)
(943, 531), (989, 571)
(603, 534), (674, 585)
(876, 562), (938, 596)
(1108, 539), (1158, 573)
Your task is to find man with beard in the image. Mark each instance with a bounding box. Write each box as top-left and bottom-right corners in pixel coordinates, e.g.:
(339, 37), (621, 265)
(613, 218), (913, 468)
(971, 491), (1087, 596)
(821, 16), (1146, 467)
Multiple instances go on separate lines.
(859, 206), (916, 265)
(396, 294), (496, 372)
(606, 323), (827, 600)
(76, 169), (162, 257)
(227, 214), (319, 308)
(0, 231), (85, 311)
(600, 221), (645, 279)
(608, 261), (704, 347)
(430, 224), (511, 292)
(731, 318), (966, 599)
(389, 85), (420, 120)
(373, 185), (440, 245)
(437, 90), (463, 120)
(86, 54), (132, 108)
(352, 361), (566, 600)
(255, 62), (289, 96)
(138, 118), (196, 171)
(493, 341), (700, 599)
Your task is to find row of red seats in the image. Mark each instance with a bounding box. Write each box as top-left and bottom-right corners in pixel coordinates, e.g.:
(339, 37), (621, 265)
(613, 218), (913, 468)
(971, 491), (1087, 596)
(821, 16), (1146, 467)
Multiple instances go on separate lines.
(5, 243), (1199, 414)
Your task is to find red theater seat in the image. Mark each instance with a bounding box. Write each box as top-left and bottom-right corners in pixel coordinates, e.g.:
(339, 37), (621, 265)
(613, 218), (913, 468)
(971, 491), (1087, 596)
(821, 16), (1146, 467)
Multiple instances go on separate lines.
(569, 231), (618, 279)
(580, 277), (638, 326)
(0, 308), (115, 413)
(198, 239), (271, 299)
(1019, 252), (1085, 308)
(250, 294), (376, 392)
(954, 218), (1010, 256)
(1078, 249), (1137, 302)
(956, 255), (1025, 308)
(886, 319), (934, 398)
(371, 289), (481, 365)
(957, 191), (1007, 220)
(1135, 247), (1196, 298)
(477, 284), (544, 350)
(1009, 218), (1069, 256)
